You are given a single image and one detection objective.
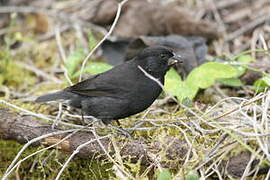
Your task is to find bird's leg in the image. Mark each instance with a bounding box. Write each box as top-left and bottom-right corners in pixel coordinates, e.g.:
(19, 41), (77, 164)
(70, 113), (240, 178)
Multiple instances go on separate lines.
(100, 119), (133, 138)
(108, 124), (134, 139)
(115, 119), (121, 126)
(80, 110), (86, 125)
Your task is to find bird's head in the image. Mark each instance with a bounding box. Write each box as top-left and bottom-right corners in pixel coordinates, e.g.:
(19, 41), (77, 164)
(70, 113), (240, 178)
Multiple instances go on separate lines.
(136, 46), (183, 77)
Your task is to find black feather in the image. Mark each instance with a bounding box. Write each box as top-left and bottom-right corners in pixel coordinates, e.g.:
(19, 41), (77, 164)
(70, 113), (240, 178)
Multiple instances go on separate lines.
(35, 46), (182, 124)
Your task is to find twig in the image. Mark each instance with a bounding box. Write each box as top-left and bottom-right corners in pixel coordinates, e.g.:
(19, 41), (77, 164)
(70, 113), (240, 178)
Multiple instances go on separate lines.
(4, 130), (84, 179)
(16, 61), (62, 83)
(259, 33), (269, 50)
(209, 0), (226, 33)
(55, 26), (73, 85)
(240, 152), (257, 179)
(201, 0), (241, 11)
(55, 133), (112, 180)
(52, 102), (63, 129)
(0, 99), (52, 121)
(226, 13), (270, 41)
(2, 129), (78, 180)
(92, 130), (135, 180)
(38, 24), (71, 41)
(265, 168), (270, 180)
(206, 133), (228, 158)
(78, 0), (129, 81)
(0, 100), (84, 129)
(138, 65), (164, 91)
(210, 93), (267, 121)
(55, 26), (67, 63)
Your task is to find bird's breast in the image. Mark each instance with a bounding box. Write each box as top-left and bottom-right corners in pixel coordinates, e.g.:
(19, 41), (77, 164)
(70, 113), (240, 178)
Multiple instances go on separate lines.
(127, 77), (163, 113)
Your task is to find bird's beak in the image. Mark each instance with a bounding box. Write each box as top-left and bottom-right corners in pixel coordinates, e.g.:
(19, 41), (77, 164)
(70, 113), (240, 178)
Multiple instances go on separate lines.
(168, 53), (183, 67)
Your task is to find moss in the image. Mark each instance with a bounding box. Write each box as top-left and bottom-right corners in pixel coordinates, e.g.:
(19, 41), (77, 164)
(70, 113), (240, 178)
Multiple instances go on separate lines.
(0, 49), (36, 92)
(0, 140), (114, 179)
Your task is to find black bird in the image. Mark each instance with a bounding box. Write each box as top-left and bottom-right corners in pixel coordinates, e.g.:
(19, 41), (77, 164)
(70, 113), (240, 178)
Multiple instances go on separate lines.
(36, 46), (182, 124)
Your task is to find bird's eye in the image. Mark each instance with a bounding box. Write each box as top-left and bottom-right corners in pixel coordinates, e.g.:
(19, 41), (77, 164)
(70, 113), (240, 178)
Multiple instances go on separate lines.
(160, 54), (167, 59)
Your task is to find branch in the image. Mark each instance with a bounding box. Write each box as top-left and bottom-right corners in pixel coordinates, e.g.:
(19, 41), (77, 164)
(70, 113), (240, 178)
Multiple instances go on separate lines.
(0, 107), (189, 178)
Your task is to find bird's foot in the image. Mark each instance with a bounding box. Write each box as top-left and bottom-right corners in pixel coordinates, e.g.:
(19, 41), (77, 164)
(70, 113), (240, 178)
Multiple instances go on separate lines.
(108, 124), (134, 139)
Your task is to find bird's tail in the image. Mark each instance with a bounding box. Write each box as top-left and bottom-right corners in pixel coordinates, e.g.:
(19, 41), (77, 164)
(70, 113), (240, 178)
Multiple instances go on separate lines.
(35, 91), (71, 103)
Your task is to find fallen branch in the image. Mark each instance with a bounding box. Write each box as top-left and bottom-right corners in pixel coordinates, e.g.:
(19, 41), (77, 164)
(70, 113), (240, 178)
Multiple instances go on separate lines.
(0, 107), (189, 178)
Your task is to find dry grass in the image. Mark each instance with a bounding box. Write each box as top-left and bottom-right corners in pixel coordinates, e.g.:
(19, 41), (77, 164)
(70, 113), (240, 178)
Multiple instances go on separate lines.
(0, 0), (269, 179)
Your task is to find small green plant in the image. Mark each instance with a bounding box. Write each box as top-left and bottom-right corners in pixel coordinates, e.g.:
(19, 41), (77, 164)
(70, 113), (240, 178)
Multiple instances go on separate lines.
(217, 54), (255, 86)
(164, 62), (238, 102)
(185, 170), (200, 180)
(73, 62), (113, 77)
(157, 169), (172, 180)
(231, 51), (270, 92)
(254, 75), (270, 92)
(65, 47), (85, 79)
(0, 48), (35, 88)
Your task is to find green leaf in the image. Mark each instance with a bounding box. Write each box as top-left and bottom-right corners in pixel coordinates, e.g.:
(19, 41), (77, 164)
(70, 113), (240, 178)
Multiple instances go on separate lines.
(261, 76), (270, 86)
(253, 78), (270, 93)
(254, 79), (268, 88)
(217, 77), (243, 87)
(73, 62), (113, 78)
(157, 169), (172, 180)
(186, 62), (237, 89)
(84, 62), (113, 75)
(0, 75), (4, 85)
(165, 63), (238, 102)
(65, 49), (85, 77)
(87, 30), (98, 50)
(181, 97), (193, 107)
(253, 75), (270, 93)
(186, 170), (200, 180)
(164, 69), (182, 95)
(234, 54), (256, 77)
(236, 54), (256, 63)
(234, 65), (246, 77)
(164, 69), (198, 101)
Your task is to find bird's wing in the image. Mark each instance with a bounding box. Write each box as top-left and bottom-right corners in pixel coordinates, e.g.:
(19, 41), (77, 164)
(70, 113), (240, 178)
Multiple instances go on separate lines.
(64, 74), (109, 97)
(64, 71), (129, 97)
